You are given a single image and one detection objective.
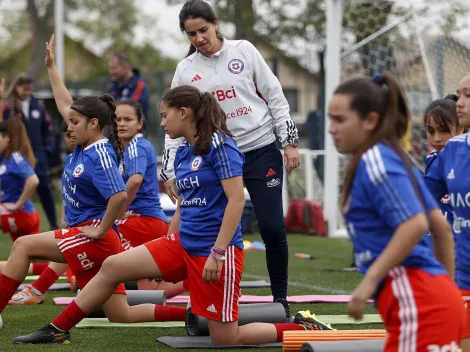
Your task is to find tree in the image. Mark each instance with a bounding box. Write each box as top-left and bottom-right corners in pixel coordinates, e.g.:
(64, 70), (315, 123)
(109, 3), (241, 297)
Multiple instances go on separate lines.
(0, 0), (139, 81)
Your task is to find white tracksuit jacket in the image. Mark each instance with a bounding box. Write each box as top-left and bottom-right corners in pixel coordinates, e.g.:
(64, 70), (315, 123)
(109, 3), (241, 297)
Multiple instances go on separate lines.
(160, 39), (299, 182)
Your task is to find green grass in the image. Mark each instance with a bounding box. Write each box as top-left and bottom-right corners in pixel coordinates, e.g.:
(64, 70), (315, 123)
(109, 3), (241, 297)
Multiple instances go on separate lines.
(0, 200), (382, 351)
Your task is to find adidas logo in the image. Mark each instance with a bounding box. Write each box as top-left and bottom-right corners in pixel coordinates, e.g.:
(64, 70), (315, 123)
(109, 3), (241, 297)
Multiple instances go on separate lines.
(447, 169), (455, 180)
(266, 168), (276, 177)
(191, 74), (202, 82)
(206, 304), (217, 313)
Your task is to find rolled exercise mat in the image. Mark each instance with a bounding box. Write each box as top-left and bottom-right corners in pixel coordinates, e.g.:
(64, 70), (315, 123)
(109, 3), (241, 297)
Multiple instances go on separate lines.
(157, 336), (282, 349)
(300, 339), (385, 352)
(283, 330), (387, 352)
(88, 290), (166, 318)
(186, 303), (290, 336)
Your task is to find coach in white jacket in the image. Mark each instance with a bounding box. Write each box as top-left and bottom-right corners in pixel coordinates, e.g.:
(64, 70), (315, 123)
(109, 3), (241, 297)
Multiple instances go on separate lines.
(161, 0), (300, 313)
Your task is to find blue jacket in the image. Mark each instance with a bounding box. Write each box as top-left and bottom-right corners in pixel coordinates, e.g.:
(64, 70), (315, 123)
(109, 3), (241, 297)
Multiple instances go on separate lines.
(2, 96), (56, 176)
(107, 69), (150, 119)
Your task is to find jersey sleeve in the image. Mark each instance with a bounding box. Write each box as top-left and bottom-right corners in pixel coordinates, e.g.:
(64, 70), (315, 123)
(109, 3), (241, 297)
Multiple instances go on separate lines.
(360, 148), (436, 229)
(210, 136), (244, 180)
(424, 149), (448, 200)
(241, 40), (299, 148)
(92, 147), (126, 200)
(10, 152), (35, 180)
(126, 142), (148, 177)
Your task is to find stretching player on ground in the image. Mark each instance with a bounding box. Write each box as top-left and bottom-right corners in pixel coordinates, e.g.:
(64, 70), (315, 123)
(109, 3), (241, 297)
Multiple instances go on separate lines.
(424, 73), (470, 352)
(329, 74), (464, 350)
(0, 33), (129, 332)
(161, 0), (300, 312)
(14, 85), (330, 345)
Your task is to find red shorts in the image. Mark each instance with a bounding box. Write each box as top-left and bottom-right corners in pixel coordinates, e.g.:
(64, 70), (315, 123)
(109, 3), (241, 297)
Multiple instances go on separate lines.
(144, 232), (244, 322)
(460, 289), (470, 338)
(376, 267), (465, 351)
(116, 216), (169, 250)
(1, 208), (40, 241)
(54, 220), (125, 294)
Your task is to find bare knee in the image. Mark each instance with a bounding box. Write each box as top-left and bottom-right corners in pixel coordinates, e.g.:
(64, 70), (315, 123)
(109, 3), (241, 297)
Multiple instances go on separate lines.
(100, 255), (124, 283)
(209, 325), (239, 346)
(106, 308), (130, 323)
(10, 236), (30, 256)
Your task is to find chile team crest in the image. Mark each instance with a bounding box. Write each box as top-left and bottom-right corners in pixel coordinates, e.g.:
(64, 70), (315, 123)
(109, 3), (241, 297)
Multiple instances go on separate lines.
(228, 59), (244, 74)
(73, 163), (85, 178)
(191, 156), (203, 171)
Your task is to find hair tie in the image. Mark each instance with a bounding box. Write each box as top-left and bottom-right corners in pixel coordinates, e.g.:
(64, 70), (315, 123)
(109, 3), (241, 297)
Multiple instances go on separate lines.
(372, 74), (385, 87)
(99, 95), (107, 103)
(199, 92), (205, 100)
(444, 94), (458, 102)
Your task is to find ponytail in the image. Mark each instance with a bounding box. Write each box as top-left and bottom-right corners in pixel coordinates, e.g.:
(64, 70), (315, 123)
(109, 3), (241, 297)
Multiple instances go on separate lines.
(338, 74), (422, 208)
(100, 94), (124, 163)
(161, 85), (232, 155)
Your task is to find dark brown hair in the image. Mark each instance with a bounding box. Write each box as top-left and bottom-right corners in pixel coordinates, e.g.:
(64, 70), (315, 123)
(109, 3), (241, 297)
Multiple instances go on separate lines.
(179, 0), (224, 57)
(116, 99), (146, 133)
(337, 74), (420, 208)
(161, 85), (232, 155)
(423, 94), (465, 133)
(0, 118), (36, 168)
(70, 94), (124, 160)
(5, 75), (34, 119)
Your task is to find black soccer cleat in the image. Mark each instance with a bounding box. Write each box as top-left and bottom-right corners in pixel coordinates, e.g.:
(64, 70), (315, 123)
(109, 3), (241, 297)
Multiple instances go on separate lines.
(14, 324), (71, 344)
(275, 297), (291, 320)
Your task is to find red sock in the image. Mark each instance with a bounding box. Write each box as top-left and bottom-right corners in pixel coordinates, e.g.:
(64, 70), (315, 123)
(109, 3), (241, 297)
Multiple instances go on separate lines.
(182, 279), (190, 292)
(0, 274), (22, 312)
(273, 323), (305, 342)
(32, 267), (60, 294)
(32, 262), (49, 275)
(154, 304), (187, 321)
(52, 300), (87, 331)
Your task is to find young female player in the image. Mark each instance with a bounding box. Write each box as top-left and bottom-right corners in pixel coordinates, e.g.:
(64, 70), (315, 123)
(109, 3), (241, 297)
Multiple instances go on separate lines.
(14, 85), (327, 345)
(0, 117), (40, 242)
(425, 73), (470, 351)
(329, 74), (465, 350)
(8, 122), (78, 305)
(161, 0), (300, 309)
(422, 95), (464, 247)
(0, 33), (129, 334)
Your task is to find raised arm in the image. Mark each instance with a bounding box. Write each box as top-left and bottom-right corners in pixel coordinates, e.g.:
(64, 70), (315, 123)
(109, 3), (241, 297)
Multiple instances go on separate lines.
(45, 34), (73, 122)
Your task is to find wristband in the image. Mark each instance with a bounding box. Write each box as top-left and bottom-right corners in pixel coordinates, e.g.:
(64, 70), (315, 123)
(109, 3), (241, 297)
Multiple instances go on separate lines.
(212, 247), (226, 255)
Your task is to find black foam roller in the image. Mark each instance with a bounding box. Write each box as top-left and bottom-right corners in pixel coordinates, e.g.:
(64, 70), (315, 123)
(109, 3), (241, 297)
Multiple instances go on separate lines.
(88, 290), (166, 318)
(301, 339), (385, 352)
(185, 303), (290, 336)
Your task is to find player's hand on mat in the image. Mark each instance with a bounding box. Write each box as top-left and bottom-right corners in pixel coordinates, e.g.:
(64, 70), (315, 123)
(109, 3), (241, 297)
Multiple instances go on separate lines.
(347, 276), (377, 320)
(165, 179), (178, 204)
(45, 34), (55, 67)
(202, 255), (223, 284)
(76, 226), (105, 240)
(284, 145), (301, 174)
(2, 203), (18, 213)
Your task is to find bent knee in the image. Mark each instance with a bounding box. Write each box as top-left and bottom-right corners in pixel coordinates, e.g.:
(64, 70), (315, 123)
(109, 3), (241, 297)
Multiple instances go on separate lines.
(100, 255), (124, 278)
(11, 235), (30, 254)
(106, 309), (130, 323)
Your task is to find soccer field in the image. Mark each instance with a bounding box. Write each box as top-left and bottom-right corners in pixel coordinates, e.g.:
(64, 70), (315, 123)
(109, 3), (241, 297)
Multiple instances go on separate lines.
(0, 202), (382, 351)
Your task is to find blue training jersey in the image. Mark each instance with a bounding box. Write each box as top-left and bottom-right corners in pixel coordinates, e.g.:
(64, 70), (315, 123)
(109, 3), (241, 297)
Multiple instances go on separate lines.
(119, 134), (167, 222)
(175, 133), (245, 256)
(0, 152), (36, 213)
(344, 143), (446, 294)
(424, 133), (470, 289)
(62, 139), (126, 228)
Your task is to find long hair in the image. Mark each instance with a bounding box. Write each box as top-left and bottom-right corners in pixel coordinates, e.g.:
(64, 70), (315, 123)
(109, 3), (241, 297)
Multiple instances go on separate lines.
(337, 74), (421, 208)
(116, 99), (146, 133)
(161, 85), (232, 155)
(70, 94), (124, 161)
(0, 118), (36, 167)
(5, 75), (33, 119)
(179, 0), (224, 57)
(423, 94), (466, 133)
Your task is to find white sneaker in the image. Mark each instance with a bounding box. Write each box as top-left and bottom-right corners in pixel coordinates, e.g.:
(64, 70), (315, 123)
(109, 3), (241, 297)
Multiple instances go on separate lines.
(9, 285), (44, 305)
(0, 312), (3, 328)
